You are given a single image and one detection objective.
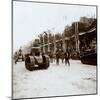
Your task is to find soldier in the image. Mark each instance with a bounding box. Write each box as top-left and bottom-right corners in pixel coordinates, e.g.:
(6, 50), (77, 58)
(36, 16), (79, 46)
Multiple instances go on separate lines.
(56, 49), (60, 65)
(61, 49), (64, 63)
(14, 52), (18, 64)
(64, 50), (70, 66)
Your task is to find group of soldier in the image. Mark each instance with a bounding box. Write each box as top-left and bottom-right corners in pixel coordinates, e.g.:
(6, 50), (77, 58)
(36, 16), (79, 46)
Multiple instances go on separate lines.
(47, 49), (70, 66)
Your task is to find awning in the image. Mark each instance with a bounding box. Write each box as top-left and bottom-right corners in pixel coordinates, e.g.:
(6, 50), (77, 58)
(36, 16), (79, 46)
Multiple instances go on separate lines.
(79, 28), (96, 36)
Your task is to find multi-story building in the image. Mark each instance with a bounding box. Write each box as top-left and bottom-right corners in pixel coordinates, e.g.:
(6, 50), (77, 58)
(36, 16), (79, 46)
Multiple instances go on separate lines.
(31, 17), (97, 60)
(80, 16), (95, 26)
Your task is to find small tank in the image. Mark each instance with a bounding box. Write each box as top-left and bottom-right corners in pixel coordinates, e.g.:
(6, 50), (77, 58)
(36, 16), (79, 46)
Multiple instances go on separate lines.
(14, 49), (24, 64)
(25, 47), (50, 71)
(79, 28), (97, 65)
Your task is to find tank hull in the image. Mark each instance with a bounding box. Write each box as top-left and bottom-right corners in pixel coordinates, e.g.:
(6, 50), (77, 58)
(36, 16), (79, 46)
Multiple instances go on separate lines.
(80, 52), (97, 65)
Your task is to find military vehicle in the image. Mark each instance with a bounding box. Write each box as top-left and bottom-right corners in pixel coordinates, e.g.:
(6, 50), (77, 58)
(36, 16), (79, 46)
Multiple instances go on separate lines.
(79, 27), (97, 65)
(15, 49), (24, 64)
(25, 47), (50, 71)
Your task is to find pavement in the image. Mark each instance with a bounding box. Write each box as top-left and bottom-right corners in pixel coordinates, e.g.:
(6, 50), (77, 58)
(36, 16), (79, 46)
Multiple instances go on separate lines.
(13, 59), (97, 99)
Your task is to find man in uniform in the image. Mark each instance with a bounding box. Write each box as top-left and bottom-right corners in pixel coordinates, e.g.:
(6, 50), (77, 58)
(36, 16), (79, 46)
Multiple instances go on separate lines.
(64, 50), (70, 66)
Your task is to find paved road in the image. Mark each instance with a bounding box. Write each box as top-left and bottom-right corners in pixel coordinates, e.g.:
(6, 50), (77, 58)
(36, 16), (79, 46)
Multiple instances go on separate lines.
(13, 60), (97, 99)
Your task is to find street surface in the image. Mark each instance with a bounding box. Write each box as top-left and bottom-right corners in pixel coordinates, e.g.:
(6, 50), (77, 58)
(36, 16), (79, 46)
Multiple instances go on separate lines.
(13, 60), (96, 99)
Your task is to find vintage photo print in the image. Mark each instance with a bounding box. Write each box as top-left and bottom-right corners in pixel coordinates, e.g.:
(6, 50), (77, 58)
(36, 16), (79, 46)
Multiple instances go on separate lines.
(13, 0), (97, 99)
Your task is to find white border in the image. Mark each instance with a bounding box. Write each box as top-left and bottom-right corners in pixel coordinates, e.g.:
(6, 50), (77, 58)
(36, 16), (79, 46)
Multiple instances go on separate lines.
(0, 0), (100, 100)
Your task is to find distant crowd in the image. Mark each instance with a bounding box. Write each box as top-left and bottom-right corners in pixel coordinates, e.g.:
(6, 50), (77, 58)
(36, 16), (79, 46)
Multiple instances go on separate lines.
(47, 49), (70, 66)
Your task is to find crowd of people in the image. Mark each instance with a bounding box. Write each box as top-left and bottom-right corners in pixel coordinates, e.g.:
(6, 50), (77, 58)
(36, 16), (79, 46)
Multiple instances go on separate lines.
(47, 49), (70, 66)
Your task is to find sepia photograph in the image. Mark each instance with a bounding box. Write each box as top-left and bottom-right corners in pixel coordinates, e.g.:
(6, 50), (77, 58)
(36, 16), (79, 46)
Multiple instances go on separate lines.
(12, 0), (97, 99)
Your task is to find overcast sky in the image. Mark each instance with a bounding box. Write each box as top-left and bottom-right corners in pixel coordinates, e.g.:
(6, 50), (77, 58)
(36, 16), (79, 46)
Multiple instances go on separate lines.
(13, 1), (96, 52)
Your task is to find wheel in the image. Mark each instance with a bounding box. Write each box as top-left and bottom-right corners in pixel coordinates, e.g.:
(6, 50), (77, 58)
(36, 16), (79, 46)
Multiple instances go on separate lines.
(25, 57), (34, 71)
(25, 62), (34, 71)
(45, 59), (50, 69)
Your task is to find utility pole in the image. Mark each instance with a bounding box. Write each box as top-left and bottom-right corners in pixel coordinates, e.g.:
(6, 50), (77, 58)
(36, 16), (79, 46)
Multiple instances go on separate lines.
(62, 32), (66, 52)
(38, 34), (44, 53)
(53, 34), (56, 53)
(43, 33), (45, 53)
(75, 22), (80, 57)
(47, 30), (50, 52)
